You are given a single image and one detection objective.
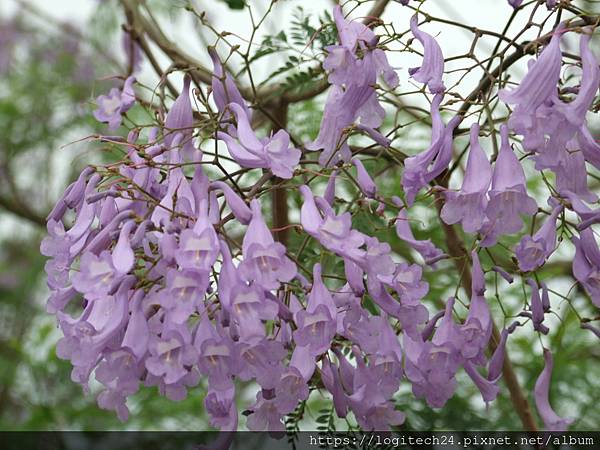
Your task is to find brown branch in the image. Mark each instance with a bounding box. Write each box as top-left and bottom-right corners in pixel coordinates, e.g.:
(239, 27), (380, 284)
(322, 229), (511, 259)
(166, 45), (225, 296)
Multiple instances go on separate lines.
(363, 0), (392, 26)
(271, 101), (290, 245)
(0, 194), (46, 227)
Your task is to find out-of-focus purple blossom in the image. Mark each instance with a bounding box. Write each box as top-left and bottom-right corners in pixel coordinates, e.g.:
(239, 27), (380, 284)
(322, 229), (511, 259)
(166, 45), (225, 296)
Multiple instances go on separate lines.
(0, 18), (20, 74)
(93, 76), (136, 130)
(122, 31), (142, 73)
(581, 322), (600, 340)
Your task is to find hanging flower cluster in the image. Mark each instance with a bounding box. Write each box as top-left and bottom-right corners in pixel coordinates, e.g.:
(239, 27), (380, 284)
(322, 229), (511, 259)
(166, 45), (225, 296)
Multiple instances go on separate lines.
(41, 2), (600, 432)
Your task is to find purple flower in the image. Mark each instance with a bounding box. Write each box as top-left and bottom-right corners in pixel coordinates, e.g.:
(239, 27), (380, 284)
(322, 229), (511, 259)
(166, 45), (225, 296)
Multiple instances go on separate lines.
(299, 185), (366, 263)
(246, 392), (285, 432)
(392, 201), (446, 264)
(209, 181), (252, 225)
(487, 321), (520, 382)
(572, 228), (600, 307)
(307, 84), (382, 166)
(145, 324), (198, 385)
(351, 158), (377, 198)
(328, 6), (398, 88)
(377, 263), (428, 305)
(197, 335), (238, 391)
(459, 252), (492, 363)
(464, 361), (499, 405)
(522, 279), (549, 335)
(145, 368), (200, 402)
(440, 124), (492, 233)
(352, 398), (406, 431)
(323, 170), (338, 205)
(274, 367), (310, 414)
(534, 348), (574, 431)
(93, 76), (136, 130)
(72, 251), (125, 300)
(217, 104), (300, 179)
(480, 125), (537, 247)
(229, 283), (278, 341)
(403, 331), (459, 408)
(209, 48), (250, 122)
(159, 268), (209, 324)
(56, 278), (135, 383)
(239, 340), (286, 390)
(401, 95), (461, 204)
(238, 200), (296, 289)
(205, 386), (238, 431)
(554, 143), (597, 203)
(97, 387), (133, 422)
(175, 199), (219, 271)
(121, 31), (142, 73)
(409, 15), (446, 93)
(164, 76), (197, 160)
(307, 6), (396, 167)
(563, 191), (600, 231)
(293, 264), (337, 356)
(289, 343), (316, 382)
(499, 24), (563, 139)
(332, 6), (375, 51)
(112, 220), (136, 274)
(515, 205), (562, 272)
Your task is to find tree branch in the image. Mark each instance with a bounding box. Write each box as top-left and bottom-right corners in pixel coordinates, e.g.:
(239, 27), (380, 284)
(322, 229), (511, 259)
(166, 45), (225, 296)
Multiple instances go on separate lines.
(0, 195), (46, 227)
(271, 101), (290, 245)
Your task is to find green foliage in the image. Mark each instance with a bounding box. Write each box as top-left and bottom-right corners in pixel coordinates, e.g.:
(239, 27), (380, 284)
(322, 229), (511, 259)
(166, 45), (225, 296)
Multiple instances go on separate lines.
(220, 0), (246, 10)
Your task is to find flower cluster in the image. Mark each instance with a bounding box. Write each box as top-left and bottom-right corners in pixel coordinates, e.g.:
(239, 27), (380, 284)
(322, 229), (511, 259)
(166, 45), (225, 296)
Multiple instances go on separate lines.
(41, 3), (599, 433)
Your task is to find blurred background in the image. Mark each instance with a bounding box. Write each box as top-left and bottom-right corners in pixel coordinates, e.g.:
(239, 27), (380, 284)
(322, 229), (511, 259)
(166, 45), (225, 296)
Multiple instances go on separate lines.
(0, 0), (599, 431)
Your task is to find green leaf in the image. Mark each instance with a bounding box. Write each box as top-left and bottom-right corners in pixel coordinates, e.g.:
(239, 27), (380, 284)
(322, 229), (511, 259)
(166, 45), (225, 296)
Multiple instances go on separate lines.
(220, 0), (245, 10)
